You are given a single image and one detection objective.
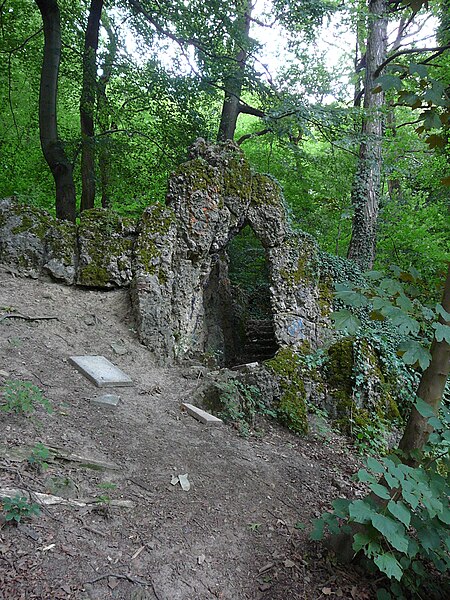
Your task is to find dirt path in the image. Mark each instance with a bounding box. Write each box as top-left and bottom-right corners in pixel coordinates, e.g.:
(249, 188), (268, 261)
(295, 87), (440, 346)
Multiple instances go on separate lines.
(0, 269), (372, 599)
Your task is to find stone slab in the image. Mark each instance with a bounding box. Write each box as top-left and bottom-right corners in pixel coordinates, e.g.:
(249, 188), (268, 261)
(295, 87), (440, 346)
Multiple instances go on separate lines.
(182, 402), (223, 426)
(91, 393), (121, 407)
(69, 355), (133, 388)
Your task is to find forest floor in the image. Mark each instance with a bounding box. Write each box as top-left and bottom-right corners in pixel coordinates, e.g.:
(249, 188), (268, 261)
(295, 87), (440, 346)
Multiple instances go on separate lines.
(0, 268), (378, 600)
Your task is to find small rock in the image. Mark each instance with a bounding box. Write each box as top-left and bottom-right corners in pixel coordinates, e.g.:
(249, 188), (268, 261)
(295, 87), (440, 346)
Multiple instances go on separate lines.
(91, 394), (121, 407)
(110, 341), (127, 355)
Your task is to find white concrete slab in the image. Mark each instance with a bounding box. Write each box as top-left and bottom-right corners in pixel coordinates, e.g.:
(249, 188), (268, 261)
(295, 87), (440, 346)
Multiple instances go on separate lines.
(69, 356), (133, 388)
(182, 402), (223, 425)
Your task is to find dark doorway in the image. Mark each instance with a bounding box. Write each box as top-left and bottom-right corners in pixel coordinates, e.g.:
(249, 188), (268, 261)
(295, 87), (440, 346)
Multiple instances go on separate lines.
(226, 225), (278, 365)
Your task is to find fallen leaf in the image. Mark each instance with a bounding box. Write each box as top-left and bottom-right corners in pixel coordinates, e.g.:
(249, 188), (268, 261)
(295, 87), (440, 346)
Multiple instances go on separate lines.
(322, 588), (332, 596)
(108, 576), (119, 590)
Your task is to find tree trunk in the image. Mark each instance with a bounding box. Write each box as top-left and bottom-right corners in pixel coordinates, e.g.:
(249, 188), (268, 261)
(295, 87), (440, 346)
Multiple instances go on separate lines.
(80, 0), (103, 212)
(399, 263), (450, 456)
(97, 12), (117, 209)
(35, 0), (76, 222)
(347, 0), (387, 269)
(217, 0), (252, 141)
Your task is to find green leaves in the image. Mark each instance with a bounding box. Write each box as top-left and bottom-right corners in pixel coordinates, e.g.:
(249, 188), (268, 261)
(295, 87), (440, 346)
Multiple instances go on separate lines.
(433, 322), (450, 344)
(330, 310), (361, 335)
(371, 514), (409, 553)
(374, 553), (403, 582)
(387, 501), (411, 528)
(349, 500), (376, 524)
(373, 74), (403, 92)
(334, 285), (369, 307)
(398, 340), (431, 370)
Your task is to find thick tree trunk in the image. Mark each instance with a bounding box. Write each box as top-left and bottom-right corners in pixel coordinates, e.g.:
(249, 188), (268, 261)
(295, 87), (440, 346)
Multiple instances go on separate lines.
(399, 264), (450, 456)
(35, 0), (76, 222)
(97, 13), (117, 209)
(347, 0), (387, 269)
(217, 0), (252, 141)
(80, 0), (103, 212)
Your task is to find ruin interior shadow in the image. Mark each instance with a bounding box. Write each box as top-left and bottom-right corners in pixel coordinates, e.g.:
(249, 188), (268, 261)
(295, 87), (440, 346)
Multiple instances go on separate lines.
(204, 224), (279, 367)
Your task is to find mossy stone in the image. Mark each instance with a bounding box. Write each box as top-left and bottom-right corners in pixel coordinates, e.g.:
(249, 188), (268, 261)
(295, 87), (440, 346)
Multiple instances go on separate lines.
(77, 208), (136, 287)
(266, 347), (308, 435)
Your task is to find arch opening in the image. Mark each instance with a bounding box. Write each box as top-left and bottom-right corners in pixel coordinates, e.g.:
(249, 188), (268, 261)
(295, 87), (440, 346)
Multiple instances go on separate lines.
(203, 225), (279, 366)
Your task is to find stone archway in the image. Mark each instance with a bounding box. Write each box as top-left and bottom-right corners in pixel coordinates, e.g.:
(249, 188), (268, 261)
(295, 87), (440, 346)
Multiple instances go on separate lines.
(131, 139), (324, 365)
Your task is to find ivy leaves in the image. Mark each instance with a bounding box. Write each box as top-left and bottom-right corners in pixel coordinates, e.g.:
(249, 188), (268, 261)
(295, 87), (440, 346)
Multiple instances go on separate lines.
(330, 266), (447, 370)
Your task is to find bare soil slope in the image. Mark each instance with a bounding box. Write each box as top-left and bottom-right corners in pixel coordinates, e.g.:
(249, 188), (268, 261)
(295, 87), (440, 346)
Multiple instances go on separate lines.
(0, 269), (373, 599)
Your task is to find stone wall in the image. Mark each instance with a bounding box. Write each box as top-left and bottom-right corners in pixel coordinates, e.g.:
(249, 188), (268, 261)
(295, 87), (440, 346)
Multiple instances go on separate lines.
(0, 139), (327, 365)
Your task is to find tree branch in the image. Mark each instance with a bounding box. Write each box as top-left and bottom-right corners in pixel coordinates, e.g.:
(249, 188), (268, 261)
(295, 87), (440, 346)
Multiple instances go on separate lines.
(374, 44), (450, 77)
(237, 127), (271, 145)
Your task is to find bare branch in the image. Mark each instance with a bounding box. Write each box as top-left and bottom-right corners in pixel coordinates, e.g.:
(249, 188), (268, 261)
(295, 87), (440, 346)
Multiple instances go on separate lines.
(237, 127), (271, 145)
(374, 44), (450, 77)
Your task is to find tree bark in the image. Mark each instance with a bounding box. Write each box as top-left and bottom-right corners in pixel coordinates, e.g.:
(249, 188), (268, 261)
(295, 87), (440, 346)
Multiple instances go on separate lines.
(217, 0), (253, 141)
(35, 0), (76, 222)
(399, 263), (450, 456)
(347, 0), (387, 269)
(97, 12), (117, 209)
(80, 0), (103, 212)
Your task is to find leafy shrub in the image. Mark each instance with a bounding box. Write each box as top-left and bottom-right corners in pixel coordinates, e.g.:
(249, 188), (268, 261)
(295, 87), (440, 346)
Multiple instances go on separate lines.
(1, 495), (40, 524)
(0, 380), (52, 414)
(27, 443), (50, 471)
(311, 398), (450, 598)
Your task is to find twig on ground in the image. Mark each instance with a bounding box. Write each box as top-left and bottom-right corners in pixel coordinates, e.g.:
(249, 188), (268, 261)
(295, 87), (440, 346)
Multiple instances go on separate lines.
(0, 313), (59, 323)
(85, 572), (150, 586)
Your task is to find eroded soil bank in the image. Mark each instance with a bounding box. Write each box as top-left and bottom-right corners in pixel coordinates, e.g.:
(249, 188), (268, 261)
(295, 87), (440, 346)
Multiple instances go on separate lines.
(0, 269), (375, 599)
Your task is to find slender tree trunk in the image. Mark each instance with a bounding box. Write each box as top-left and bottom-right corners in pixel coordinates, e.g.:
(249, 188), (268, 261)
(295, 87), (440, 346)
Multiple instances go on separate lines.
(97, 12), (117, 209)
(399, 264), (450, 456)
(35, 0), (76, 222)
(217, 0), (252, 141)
(347, 0), (387, 269)
(80, 0), (103, 212)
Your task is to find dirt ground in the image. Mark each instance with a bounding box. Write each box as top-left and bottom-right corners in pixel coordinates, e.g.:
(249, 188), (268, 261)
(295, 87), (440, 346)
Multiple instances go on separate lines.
(0, 268), (378, 599)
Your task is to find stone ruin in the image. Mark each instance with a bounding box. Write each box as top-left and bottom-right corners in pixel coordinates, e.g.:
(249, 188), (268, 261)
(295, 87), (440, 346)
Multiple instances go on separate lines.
(0, 139), (327, 366)
(1, 139), (406, 441)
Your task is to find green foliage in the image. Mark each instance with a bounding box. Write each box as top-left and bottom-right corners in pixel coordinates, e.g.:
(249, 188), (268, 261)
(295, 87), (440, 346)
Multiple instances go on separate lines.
(27, 443), (50, 472)
(311, 400), (450, 597)
(216, 379), (274, 437)
(0, 380), (52, 415)
(227, 225), (272, 319)
(95, 482), (117, 506)
(330, 266), (446, 371)
(1, 495), (40, 524)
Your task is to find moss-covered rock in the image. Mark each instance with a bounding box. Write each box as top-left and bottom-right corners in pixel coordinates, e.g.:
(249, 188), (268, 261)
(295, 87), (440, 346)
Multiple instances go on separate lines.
(0, 197), (77, 281)
(247, 175), (287, 248)
(77, 208), (136, 287)
(44, 220), (77, 284)
(266, 347), (308, 435)
(325, 336), (401, 440)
